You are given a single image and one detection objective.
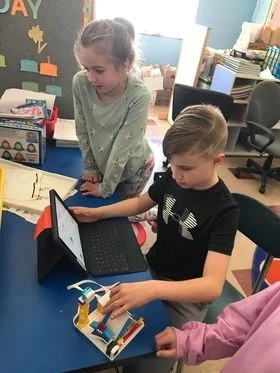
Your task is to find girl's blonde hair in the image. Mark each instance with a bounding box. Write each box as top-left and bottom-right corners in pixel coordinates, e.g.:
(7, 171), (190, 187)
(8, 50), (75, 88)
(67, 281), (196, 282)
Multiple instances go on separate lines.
(163, 104), (228, 159)
(74, 19), (135, 72)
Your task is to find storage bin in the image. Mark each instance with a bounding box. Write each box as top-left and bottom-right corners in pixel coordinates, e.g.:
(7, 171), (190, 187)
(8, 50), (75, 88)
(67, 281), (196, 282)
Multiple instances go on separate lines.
(261, 46), (280, 77)
(44, 105), (58, 139)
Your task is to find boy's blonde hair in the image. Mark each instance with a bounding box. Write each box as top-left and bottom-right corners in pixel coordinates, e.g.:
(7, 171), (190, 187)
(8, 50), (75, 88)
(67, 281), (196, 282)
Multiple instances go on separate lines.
(74, 19), (135, 71)
(163, 104), (228, 159)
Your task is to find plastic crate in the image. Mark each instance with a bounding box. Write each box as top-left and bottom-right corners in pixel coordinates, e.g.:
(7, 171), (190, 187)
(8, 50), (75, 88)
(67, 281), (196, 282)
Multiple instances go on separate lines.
(262, 46), (280, 77)
(44, 105), (58, 139)
(275, 62), (280, 79)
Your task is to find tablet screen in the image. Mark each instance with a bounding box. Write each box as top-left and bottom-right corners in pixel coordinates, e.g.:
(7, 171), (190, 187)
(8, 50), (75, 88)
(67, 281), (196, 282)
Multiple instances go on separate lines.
(52, 190), (85, 268)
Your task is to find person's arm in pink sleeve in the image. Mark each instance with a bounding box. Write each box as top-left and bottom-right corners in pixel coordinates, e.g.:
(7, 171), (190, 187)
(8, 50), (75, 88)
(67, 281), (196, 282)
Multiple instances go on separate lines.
(175, 283), (280, 365)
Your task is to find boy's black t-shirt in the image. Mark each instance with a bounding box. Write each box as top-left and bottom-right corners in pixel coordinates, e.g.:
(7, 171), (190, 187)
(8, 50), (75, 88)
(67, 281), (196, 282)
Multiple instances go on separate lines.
(147, 168), (239, 281)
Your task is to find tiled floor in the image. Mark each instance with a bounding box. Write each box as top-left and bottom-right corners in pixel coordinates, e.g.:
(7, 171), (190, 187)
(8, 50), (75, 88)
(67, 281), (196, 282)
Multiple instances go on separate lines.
(99, 105), (280, 373)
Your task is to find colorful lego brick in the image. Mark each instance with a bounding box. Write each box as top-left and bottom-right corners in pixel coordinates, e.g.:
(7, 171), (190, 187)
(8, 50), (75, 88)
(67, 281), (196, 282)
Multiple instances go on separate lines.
(76, 302), (90, 329)
(81, 286), (95, 303)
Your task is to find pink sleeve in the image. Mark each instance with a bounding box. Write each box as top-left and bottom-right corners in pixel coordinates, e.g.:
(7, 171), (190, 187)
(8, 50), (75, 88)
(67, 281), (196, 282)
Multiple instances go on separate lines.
(175, 283), (280, 365)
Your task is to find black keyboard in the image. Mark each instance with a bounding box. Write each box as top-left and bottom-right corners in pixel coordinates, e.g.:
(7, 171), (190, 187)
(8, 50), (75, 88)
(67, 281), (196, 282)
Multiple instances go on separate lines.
(80, 220), (130, 275)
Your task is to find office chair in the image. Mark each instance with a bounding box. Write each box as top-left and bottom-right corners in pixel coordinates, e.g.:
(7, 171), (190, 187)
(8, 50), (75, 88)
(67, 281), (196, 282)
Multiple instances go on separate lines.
(162, 83), (234, 168)
(234, 80), (280, 194)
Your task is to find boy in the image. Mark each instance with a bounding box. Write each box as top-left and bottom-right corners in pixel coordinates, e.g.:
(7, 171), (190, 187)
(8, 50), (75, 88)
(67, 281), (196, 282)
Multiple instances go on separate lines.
(70, 104), (239, 372)
(155, 282), (280, 372)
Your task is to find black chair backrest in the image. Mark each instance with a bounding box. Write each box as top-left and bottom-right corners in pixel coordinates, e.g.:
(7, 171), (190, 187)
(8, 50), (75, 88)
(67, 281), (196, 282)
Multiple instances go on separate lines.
(246, 80), (280, 129)
(172, 83), (234, 121)
(232, 193), (280, 258)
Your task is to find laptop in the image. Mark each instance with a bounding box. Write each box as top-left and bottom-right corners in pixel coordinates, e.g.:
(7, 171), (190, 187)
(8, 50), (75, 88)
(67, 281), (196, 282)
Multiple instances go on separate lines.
(49, 189), (147, 276)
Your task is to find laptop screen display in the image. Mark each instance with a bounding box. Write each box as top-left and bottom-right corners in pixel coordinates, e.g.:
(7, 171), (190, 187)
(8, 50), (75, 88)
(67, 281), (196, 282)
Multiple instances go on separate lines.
(54, 194), (85, 267)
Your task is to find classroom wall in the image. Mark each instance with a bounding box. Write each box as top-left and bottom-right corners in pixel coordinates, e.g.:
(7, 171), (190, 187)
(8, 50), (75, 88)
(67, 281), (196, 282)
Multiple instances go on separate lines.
(0, 0), (272, 120)
(138, 0), (272, 66)
(251, 0), (272, 23)
(137, 33), (182, 66)
(195, 0), (257, 49)
(0, 0), (87, 118)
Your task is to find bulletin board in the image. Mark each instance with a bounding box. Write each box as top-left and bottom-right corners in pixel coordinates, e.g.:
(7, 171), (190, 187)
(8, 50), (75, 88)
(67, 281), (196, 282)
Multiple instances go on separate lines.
(0, 0), (94, 118)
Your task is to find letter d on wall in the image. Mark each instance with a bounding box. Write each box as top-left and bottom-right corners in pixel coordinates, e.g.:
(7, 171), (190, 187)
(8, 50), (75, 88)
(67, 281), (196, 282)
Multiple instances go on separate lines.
(0, 0), (10, 13)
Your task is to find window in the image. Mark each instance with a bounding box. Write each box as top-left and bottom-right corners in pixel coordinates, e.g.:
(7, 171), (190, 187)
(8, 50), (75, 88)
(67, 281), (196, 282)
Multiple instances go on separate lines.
(95, 0), (199, 38)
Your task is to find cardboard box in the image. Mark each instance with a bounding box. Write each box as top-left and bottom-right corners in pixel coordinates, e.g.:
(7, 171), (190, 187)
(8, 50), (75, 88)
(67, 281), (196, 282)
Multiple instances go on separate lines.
(143, 76), (163, 91)
(0, 88), (56, 164)
(155, 89), (172, 106)
(0, 119), (46, 164)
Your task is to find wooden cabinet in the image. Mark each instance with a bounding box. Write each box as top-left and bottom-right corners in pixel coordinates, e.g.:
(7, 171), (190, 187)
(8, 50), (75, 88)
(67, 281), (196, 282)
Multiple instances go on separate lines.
(210, 64), (280, 155)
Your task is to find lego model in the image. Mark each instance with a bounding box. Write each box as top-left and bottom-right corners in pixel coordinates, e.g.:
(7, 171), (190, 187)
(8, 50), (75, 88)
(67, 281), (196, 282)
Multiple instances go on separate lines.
(67, 280), (145, 361)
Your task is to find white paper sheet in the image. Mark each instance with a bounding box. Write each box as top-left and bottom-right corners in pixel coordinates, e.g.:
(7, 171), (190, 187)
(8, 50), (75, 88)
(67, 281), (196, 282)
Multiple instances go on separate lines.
(53, 118), (78, 141)
(0, 88), (55, 113)
(0, 158), (77, 215)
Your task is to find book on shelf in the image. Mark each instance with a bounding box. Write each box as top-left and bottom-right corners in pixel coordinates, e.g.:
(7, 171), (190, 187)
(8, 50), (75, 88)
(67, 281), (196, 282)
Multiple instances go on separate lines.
(52, 118), (79, 147)
(229, 103), (247, 124)
(231, 83), (254, 100)
(223, 56), (261, 75)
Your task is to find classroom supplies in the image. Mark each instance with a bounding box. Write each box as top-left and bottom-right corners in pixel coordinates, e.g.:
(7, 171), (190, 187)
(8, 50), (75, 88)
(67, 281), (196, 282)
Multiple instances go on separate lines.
(0, 158), (77, 214)
(52, 118), (79, 147)
(0, 117), (46, 164)
(50, 189), (147, 276)
(67, 280), (144, 361)
(0, 89), (57, 164)
(0, 88), (55, 114)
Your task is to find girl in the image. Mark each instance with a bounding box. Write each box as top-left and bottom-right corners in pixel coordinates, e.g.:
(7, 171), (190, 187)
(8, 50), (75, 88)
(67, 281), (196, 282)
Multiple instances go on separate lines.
(156, 282), (280, 373)
(73, 19), (154, 199)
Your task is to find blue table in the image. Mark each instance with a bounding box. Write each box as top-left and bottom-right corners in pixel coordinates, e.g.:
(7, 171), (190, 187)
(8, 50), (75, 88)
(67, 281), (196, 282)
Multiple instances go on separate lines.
(0, 143), (170, 373)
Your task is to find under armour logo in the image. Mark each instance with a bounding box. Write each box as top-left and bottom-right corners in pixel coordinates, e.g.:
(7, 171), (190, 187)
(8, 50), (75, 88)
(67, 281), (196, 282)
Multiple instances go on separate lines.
(162, 195), (197, 239)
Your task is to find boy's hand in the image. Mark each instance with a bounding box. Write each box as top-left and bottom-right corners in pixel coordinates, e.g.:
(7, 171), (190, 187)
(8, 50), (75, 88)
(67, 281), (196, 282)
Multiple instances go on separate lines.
(79, 181), (101, 197)
(155, 327), (177, 358)
(102, 281), (155, 319)
(69, 206), (100, 222)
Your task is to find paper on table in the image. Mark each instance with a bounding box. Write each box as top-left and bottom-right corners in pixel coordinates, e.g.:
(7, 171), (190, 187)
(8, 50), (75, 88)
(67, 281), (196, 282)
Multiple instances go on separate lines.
(0, 158), (77, 215)
(53, 118), (78, 144)
(0, 113), (43, 120)
(0, 88), (55, 113)
(4, 168), (43, 200)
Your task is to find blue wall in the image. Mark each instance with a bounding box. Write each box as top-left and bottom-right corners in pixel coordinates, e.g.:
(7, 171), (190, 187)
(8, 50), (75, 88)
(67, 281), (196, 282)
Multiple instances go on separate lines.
(195, 0), (256, 49)
(137, 33), (182, 66)
(137, 0), (271, 66)
(252, 0), (272, 23)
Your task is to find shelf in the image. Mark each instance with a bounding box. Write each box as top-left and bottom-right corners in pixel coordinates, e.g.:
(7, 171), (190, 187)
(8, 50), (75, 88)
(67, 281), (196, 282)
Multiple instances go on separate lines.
(225, 143), (262, 157)
(233, 99), (249, 104)
(235, 73), (280, 81)
(210, 65), (280, 156)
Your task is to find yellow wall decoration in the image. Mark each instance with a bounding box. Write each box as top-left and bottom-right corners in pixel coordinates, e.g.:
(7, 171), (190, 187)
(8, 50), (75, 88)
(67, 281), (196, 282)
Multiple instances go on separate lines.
(28, 25), (48, 54)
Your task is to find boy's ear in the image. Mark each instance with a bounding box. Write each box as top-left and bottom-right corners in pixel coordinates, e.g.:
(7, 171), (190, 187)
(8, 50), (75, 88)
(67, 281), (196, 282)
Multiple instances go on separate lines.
(213, 153), (225, 166)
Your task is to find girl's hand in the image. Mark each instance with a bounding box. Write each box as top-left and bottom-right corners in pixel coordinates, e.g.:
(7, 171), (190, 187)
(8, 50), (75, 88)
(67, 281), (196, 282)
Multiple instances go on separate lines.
(83, 172), (103, 183)
(155, 327), (177, 358)
(102, 281), (155, 319)
(69, 206), (100, 222)
(79, 181), (102, 197)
